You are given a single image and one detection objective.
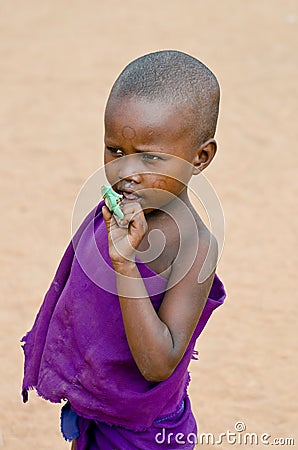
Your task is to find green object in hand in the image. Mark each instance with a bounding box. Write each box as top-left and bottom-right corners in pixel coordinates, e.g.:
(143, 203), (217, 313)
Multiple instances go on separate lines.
(101, 184), (124, 219)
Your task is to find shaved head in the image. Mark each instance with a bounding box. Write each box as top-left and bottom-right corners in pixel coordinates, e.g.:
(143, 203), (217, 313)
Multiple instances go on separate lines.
(107, 50), (220, 146)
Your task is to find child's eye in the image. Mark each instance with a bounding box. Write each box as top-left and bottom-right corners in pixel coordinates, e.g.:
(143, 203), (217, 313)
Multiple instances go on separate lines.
(107, 147), (124, 156)
(142, 153), (162, 161)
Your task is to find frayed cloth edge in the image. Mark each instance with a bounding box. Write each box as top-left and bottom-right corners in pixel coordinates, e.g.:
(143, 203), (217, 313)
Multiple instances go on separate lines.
(22, 378), (192, 433)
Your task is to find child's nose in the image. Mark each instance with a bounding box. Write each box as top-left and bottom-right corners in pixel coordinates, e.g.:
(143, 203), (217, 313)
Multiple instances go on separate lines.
(118, 155), (142, 183)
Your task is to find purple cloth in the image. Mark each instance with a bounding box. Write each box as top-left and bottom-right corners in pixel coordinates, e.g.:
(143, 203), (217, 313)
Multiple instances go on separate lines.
(74, 396), (197, 449)
(21, 201), (226, 434)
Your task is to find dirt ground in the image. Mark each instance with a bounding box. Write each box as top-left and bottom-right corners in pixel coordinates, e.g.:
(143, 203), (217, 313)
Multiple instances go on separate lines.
(0, 1), (297, 448)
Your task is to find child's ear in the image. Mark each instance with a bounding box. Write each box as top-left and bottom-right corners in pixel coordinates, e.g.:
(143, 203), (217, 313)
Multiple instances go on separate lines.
(192, 139), (217, 175)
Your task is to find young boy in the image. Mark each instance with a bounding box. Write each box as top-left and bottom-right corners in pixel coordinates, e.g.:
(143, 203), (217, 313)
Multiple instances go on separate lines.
(21, 50), (226, 449)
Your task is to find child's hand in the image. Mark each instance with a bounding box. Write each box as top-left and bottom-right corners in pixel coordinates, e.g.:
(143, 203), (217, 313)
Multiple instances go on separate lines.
(102, 202), (148, 269)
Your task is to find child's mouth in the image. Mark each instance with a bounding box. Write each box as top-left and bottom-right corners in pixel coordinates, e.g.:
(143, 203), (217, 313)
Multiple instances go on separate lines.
(121, 191), (141, 202)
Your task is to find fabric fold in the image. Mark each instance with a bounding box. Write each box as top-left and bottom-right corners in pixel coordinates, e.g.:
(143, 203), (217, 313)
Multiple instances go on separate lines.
(21, 201), (226, 431)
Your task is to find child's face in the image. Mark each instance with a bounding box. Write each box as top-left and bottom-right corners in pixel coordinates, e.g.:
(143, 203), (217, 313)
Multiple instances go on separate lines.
(104, 97), (199, 212)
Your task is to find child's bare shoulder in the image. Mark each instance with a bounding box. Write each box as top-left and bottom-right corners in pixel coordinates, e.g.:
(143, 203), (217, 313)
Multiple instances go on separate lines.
(172, 206), (218, 276)
(143, 206), (217, 280)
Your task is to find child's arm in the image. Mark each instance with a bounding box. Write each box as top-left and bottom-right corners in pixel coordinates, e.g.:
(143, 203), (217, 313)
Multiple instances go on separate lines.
(102, 203), (217, 382)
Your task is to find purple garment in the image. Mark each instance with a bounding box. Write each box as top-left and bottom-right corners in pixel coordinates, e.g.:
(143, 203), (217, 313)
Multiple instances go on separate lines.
(74, 396), (197, 450)
(21, 201), (226, 434)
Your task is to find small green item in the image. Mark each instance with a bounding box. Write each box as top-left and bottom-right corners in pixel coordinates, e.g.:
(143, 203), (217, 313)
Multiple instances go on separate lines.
(101, 184), (124, 219)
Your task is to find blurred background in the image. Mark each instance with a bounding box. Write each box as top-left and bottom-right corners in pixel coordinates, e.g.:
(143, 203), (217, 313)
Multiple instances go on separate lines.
(0, 1), (297, 448)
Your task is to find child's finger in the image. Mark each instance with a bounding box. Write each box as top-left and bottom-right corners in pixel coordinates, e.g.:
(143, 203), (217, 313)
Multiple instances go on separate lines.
(122, 203), (147, 234)
(121, 203), (142, 224)
(129, 210), (148, 235)
(103, 206), (123, 232)
(102, 205), (113, 227)
(121, 201), (143, 217)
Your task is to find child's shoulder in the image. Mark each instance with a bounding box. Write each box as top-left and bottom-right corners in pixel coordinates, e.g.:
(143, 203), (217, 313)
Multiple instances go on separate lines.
(156, 202), (216, 249)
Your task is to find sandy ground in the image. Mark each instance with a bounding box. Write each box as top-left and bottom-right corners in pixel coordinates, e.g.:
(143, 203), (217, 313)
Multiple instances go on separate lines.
(1, 1), (297, 448)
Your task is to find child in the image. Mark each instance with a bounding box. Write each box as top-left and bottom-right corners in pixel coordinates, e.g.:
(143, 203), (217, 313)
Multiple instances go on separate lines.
(21, 50), (226, 449)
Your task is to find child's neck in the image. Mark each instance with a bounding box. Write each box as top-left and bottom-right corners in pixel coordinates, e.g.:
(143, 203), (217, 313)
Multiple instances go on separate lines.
(145, 190), (196, 231)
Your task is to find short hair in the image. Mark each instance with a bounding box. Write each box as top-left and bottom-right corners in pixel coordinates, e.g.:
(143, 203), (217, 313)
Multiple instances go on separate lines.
(107, 50), (220, 146)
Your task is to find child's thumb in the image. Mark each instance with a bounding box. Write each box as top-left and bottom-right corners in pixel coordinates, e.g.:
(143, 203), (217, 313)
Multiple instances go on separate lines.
(102, 205), (112, 229)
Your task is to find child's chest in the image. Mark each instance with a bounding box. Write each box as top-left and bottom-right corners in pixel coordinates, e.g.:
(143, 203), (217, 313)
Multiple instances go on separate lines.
(136, 213), (181, 279)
